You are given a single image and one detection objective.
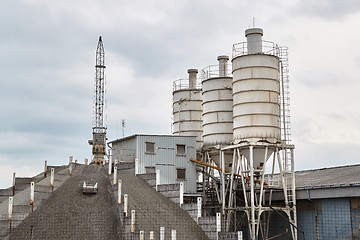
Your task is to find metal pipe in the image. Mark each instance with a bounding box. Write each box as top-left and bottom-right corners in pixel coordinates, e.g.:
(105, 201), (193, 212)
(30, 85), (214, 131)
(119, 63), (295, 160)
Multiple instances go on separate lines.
(30, 182), (35, 211)
(113, 165), (117, 185)
(217, 55), (229, 77)
(8, 196), (13, 220)
(179, 182), (184, 205)
(197, 197), (202, 222)
(139, 231), (144, 240)
(12, 172), (16, 196)
(188, 69), (198, 89)
(123, 194), (128, 217)
(149, 231), (154, 240)
(44, 160), (47, 178)
(118, 180), (122, 204)
(171, 229), (176, 240)
(249, 146), (255, 239)
(216, 212), (221, 240)
(156, 169), (160, 191)
(221, 150), (225, 215)
(50, 168), (55, 192)
(160, 226), (165, 240)
(108, 154), (112, 175)
(131, 210), (136, 233)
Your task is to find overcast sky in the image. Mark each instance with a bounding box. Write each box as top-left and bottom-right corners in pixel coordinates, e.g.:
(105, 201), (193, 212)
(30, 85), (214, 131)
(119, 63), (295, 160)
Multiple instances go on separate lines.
(1, 0), (360, 188)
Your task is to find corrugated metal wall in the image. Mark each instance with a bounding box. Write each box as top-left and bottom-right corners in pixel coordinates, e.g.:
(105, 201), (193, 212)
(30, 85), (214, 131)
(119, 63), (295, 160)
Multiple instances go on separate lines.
(136, 135), (197, 193)
(111, 135), (197, 193)
(296, 198), (356, 240)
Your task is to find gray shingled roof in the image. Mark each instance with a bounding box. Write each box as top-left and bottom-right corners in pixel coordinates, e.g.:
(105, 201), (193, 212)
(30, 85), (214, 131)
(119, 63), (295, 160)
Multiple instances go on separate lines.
(295, 164), (360, 189)
(8, 165), (121, 240)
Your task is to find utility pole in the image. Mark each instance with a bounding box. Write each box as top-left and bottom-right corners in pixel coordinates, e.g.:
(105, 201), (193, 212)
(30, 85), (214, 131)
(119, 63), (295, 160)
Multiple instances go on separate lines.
(88, 36), (107, 164)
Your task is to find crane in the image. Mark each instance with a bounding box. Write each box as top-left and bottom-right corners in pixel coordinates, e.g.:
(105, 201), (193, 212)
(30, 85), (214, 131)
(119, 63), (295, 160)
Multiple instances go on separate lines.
(88, 36), (107, 164)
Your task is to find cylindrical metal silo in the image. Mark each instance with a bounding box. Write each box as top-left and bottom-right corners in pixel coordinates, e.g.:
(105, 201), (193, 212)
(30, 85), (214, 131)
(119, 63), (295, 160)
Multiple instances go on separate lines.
(173, 69), (203, 151)
(232, 28), (281, 145)
(202, 55), (233, 146)
(201, 56), (233, 171)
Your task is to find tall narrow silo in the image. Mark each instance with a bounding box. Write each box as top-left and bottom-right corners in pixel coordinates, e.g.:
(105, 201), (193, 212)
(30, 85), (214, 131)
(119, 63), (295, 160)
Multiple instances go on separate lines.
(228, 28), (297, 240)
(232, 28), (281, 146)
(202, 55), (233, 146)
(172, 69), (203, 151)
(202, 56), (233, 170)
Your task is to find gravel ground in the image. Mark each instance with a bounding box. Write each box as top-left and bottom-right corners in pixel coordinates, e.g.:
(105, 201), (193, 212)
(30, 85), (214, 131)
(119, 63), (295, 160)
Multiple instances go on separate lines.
(8, 165), (121, 240)
(118, 168), (209, 240)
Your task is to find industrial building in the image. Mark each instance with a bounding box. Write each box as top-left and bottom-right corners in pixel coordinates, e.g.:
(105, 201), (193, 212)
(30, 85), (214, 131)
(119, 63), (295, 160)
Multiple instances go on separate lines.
(0, 27), (358, 239)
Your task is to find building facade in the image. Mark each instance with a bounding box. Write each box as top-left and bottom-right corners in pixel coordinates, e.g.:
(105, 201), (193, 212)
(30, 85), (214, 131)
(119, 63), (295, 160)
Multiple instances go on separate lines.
(110, 134), (198, 193)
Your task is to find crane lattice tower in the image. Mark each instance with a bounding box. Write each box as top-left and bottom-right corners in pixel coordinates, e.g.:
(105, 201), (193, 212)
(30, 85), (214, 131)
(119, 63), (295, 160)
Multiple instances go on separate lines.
(89, 36), (107, 164)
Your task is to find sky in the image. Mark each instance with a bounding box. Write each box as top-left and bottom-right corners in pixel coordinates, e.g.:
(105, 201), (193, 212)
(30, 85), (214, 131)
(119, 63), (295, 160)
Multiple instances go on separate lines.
(1, 0), (360, 188)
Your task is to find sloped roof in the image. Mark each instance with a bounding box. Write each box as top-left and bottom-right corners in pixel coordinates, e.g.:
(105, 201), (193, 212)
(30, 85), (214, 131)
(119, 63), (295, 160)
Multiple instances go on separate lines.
(295, 164), (360, 190)
(8, 165), (121, 240)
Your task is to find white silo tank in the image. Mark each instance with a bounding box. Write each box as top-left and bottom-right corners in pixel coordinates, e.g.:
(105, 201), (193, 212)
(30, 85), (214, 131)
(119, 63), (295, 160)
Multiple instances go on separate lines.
(232, 28), (281, 145)
(202, 56), (233, 171)
(173, 69), (203, 150)
(202, 55), (233, 146)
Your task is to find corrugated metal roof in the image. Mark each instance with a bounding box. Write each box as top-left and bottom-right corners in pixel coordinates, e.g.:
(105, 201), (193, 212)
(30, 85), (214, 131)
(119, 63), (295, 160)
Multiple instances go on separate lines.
(295, 164), (360, 189)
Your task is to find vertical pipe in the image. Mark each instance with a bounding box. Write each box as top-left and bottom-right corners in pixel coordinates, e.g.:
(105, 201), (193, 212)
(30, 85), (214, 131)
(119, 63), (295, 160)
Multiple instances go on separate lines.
(30, 182), (35, 211)
(249, 146), (255, 239)
(238, 231), (243, 240)
(216, 212), (221, 240)
(139, 231), (144, 240)
(12, 172), (16, 196)
(131, 210), (136, 233)
(171, 229), (176, 240)
(135, 158), (139, 175)
(108, 154), (112, 175)
(160, 226), (165, 240)
(188, 69), (198, 89)
(156, 169), (160, 191)
(84, 158), (88, 165)
(245, 28), (263, 54)
(44, 160), (48, 178)
(149, 231), (154, 240)
(118, 180), (122, 204)
(8, 197), (13, 220)
(123, 194), (128, 217)
(197, 197), (202, 222)
(221, 150), (225, 215)
(50, 168), (55, 192)
(217, 55), (229, 77)
(113, 165), (117, 185)
(69, 163), (72, 176)
(179, 182), (184, 205)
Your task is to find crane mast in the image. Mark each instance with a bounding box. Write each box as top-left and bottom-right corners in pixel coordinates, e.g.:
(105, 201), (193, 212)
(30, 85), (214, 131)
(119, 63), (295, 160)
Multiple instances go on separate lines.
(89, 36), (107, 164)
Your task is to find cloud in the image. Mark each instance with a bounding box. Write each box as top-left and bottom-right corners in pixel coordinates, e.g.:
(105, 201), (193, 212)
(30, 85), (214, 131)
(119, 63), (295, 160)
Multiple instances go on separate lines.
(1, 0), (360, 188)
(291, 0), (360, 20)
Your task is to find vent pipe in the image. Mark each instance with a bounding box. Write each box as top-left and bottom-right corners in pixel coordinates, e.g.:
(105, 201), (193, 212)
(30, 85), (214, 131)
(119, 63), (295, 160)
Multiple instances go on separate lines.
(188, 69), (198, 89)
(217, 55), (229, 77)
(245, 28), (263, 54)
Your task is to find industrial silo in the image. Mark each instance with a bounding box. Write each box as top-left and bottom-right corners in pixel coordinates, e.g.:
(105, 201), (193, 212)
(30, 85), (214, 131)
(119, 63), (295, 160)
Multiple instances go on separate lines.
(172, 69), (203, 151)
(202, 55), (233, 146)
(201, 56), (233, 170)
(232, 28), (281, 145)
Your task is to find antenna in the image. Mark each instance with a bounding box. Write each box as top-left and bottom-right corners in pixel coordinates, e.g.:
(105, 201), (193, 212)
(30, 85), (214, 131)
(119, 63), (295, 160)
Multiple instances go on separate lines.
(253, 17), (255, 28)
(122, 119), (125, 137)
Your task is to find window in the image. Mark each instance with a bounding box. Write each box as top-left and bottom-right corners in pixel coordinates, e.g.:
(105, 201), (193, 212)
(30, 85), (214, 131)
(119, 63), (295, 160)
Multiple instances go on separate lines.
(176, 144), (186, 155)
(145, 142), (155, 154)
(177, 168), (186, 180)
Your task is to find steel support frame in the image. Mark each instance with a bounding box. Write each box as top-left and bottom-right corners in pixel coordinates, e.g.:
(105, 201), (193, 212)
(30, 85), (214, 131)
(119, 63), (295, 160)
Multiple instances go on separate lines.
(220, 142), (297, 240)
